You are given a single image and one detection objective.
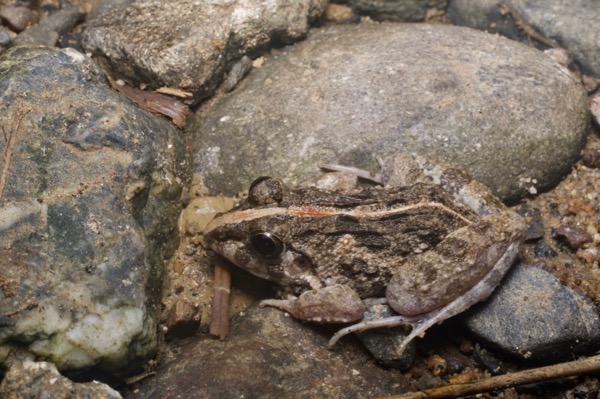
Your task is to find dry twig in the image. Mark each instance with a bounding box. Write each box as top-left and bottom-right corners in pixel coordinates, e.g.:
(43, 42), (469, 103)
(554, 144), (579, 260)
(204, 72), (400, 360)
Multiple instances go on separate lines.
(106, 76), (190, 128)
(377, 353), (600, 399)
(209, 259), (232, 340)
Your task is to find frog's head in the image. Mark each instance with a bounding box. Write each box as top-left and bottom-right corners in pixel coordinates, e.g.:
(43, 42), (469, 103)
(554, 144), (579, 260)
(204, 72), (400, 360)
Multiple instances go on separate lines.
(203, 177), (321, 289)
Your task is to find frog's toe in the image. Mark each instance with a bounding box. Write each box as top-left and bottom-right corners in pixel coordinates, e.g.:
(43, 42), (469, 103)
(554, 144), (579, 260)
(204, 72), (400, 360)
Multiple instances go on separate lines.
(328, 314), (426, 358)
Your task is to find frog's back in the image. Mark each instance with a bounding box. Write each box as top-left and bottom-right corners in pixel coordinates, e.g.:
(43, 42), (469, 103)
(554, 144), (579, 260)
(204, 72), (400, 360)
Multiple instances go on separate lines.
(286, 183), (478, 298)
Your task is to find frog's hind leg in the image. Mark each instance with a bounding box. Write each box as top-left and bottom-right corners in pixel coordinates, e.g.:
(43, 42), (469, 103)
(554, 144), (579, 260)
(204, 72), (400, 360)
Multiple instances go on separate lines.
(328, 312), (428, 357)
(329, 239), (521, 356)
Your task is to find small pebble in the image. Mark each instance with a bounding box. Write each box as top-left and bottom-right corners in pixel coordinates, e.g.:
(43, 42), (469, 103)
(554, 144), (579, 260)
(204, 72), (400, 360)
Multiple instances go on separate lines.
(0, 6), (38, 32)
(473, 344), (505, 375)
(577, 247), (598, 263)
(323, 4), (356, 23)
(516, 204), (544, 240)
(582, 147), (600, 168)
(534, 241), (557, 258)
(165, 299), (200, 338)
(553, 225), (593, 250)
(426, 354), (447, 376)
(0, 28), (12, 46)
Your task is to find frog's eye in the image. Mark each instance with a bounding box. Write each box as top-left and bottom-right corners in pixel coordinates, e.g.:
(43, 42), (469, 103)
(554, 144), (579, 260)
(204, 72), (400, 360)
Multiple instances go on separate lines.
(249, 230), (285, 259)
(249, 176), (272, 192)
(248, 177), (284, 205)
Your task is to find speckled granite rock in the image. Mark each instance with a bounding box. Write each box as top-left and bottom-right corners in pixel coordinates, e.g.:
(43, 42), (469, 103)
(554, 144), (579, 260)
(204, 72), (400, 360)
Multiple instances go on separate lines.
(191, 23), (589, 202)
(0, 46), (190, 378)
(82, 0), (327, 103)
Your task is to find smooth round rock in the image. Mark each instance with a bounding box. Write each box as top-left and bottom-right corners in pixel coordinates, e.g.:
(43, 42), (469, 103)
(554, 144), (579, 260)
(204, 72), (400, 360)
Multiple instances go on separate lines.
(191, 23), (589, 201)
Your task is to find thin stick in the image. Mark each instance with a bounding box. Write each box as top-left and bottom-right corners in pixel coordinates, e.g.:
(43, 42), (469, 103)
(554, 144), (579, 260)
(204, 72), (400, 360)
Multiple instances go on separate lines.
(209, 260), (232, 340)
(378, 354), (600, 399)
(0, 106), (29, 200)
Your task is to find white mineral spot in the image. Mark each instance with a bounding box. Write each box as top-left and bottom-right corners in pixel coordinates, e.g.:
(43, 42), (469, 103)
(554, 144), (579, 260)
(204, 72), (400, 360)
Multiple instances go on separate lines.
(66, 307), (144, 362)
(64, 47), (86, 63)
(0, 202), (40, 231)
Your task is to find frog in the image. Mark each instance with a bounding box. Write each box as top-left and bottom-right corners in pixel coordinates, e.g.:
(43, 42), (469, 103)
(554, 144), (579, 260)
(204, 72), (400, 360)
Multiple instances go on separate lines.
(203, 153), (528, 356)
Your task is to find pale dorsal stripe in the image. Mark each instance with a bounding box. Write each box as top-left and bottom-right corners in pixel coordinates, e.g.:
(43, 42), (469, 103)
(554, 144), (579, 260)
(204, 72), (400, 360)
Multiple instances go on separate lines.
(204, 201), (472, 235)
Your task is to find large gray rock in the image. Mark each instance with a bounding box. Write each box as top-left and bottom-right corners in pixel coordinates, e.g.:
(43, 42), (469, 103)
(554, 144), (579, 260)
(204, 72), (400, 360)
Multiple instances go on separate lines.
(82, 0), (327, 103)
(0, 46), (190, 377)
(130, 306), (414, 398)
(191, 23), (589, 202)
(465, 264), (600, 362)
(448, 0), (600, 76)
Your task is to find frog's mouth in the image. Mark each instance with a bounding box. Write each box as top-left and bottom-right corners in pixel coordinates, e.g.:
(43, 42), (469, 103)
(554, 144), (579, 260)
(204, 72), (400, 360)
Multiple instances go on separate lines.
(209, 239), (289, 283)
(211, 238), (321, 291)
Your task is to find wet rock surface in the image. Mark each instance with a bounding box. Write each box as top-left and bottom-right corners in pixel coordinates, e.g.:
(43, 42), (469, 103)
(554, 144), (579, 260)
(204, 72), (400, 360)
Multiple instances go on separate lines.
(130, 306), (412, 399)
(465, 263), (600, 362)
(191, 23), (589, 201)
(0, 46), (190, 377)
(448, 0), (600, 76)
(82, 0), (327, 103)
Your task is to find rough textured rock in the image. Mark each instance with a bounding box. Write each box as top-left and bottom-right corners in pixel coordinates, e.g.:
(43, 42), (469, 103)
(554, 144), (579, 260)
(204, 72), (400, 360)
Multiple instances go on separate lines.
(356, 299), (415, 369)
(191, 23), (589, 201)
(0, 6), (38, 32)
(165, 299), (200, 339)
(0, 46), (190, 378)
(130, 306), (414, 398)
(465, 263), (600, 362)
(82, 0), (327, 103)
(12, 5), (84, 47)
(0, 360), (122, 399)
(448, 0), (600, 76)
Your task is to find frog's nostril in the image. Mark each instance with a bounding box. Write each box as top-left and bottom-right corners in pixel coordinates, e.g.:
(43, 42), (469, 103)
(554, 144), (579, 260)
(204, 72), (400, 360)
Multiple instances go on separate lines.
(249, 230), (285, 259)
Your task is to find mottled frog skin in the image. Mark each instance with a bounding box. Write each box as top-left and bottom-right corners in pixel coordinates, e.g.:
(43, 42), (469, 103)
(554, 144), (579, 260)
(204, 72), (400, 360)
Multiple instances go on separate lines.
(204, 153), (527, 355)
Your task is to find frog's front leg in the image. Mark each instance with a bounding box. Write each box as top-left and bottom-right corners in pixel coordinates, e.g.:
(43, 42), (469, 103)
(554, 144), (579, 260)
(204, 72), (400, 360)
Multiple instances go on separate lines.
(261, 284), (366, 323)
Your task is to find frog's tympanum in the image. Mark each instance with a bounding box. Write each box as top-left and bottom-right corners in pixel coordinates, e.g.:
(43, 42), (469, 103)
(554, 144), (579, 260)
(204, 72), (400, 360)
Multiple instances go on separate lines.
(204, 153), (527, 356)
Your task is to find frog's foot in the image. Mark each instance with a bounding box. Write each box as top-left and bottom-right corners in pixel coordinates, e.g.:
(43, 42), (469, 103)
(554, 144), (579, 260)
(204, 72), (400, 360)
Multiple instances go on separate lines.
(260, 284), (366, 324)
(327, 310), (440, 357)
